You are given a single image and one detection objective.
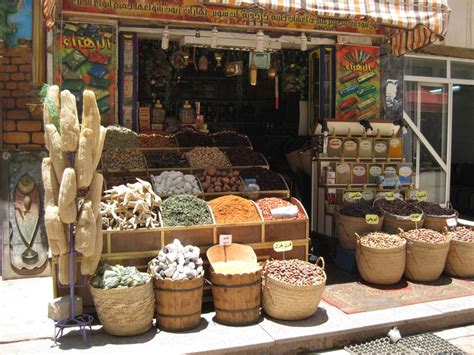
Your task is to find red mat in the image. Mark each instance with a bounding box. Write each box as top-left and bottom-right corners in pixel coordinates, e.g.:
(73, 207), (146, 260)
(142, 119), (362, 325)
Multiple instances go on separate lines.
(322, 275), (474, 314)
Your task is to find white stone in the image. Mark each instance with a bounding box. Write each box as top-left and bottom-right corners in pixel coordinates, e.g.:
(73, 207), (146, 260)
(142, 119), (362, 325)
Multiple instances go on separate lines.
(48, 296), (83, 321)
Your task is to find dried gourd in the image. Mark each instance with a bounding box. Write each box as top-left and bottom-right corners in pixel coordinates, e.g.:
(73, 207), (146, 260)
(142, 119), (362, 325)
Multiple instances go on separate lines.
(45, 206), (69, 255)
(59, 90), (80, 152)
(58, 168), (77, 223)
(81, 213), (103, 275)
(58, 254), (77, 285)
(45, 124), (68, 182)
(42, 158), (59, 207)
(75, 200), (96, 257)
(75, 128), (94, 188)
(82, 90), (101, 148)
(92, 126), (106, 171)
(85, 173), (103, 217)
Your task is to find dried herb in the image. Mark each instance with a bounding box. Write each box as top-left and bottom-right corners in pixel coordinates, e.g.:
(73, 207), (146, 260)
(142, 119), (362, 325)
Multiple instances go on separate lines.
(339, 202), (383, 218)
(161, 195), (213, 227)
(104, 125), (137, 149)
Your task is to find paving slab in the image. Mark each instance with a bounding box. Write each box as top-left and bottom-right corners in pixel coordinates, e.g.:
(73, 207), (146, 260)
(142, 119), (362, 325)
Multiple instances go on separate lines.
(424, 295), (474, 314)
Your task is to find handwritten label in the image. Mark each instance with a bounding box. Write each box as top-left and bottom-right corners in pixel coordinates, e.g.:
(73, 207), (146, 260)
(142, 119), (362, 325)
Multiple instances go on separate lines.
(446, 218), (458, 227)
(273, 241), (293, 252)
(219, 234), (232, 246)
(410, 213), (422, 222)
(348, 192), (363, 200)
(365, 214), (380, 225)
(385, 192), (395, 201)
(416, 191), (428, 201)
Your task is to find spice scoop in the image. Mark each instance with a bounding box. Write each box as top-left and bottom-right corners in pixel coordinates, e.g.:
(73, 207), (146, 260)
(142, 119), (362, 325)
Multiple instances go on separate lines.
(207, 243), (260, 274)
(270, 205), (298, 218)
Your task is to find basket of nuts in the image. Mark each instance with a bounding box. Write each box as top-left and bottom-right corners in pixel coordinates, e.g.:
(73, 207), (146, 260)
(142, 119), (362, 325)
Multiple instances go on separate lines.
(444, 227), (474, 278)
(375, 198), (425, 234)
(414, 202), (458, 232)
(262, 258), (326, 321)
(399, 228), (451, 282)
(356, 232), (406, 285)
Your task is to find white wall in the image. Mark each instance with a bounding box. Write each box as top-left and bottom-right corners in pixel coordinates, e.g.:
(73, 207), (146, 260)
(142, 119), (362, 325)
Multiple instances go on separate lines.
(443, 0), (474, 49)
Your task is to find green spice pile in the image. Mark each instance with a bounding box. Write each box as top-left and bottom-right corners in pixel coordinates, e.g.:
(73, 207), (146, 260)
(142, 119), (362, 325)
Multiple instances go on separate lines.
(91, 264), (150, 289)
(160, 194), (213, 227)
(102, 149), (146, 171)
(104, 125), (137, 149)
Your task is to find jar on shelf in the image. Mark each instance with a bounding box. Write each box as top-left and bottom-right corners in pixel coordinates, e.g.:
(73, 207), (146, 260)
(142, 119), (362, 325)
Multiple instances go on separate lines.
(179, 100), (195, 124)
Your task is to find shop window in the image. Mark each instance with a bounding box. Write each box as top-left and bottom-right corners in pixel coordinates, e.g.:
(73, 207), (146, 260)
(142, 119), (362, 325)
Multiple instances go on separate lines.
(405, 57), (447, 78)
(451, 61), (474, 80)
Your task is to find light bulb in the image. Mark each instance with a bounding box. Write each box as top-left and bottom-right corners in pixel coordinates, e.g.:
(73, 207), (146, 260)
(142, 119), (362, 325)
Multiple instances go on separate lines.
(256, 30), (264, 52)
(300, 32), (307, 51)
(211, 27), (218, 48)
(161, 26), (169, 50)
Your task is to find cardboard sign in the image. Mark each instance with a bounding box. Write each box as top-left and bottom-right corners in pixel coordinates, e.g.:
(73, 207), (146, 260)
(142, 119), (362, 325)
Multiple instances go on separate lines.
(385, 192), (395, 201)
(219, 234), (232, 246)
(365, 214), (380, 225)
(416, 191), (428, 202)
(446, 218), (458, 227)
(410, 213), (422, 222)
(348, 192), (363, 200)
(273, 241), (293, 252)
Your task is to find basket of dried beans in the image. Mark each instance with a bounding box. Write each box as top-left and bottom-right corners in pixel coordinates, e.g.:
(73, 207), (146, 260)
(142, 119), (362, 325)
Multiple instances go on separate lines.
(356, 232), (406, 285)
(375, 198), (424, 234)
(399, 228), (451, 282)
(444, 227), (474, 278)
(414, 201), (458, 232)
(262, 258), (326, 321)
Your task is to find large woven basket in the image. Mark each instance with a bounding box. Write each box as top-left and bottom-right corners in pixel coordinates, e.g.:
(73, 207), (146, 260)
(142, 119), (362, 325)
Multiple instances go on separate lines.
(262, 258), (326, 321)
(90, 279), (155, 336)
(336, 212), (384, 250)
(444, 239), (474, 278)
(403, 236), (451, 282)
(383, 211), (425, 234)
(423, 212), (458, 232)
(356, 237), (406, 285)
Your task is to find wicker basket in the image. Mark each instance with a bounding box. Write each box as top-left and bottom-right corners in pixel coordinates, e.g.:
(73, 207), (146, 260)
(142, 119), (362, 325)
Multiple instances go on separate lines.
(262, 258), (326, 321)
(383, 211), (425, 235)
(423, 212), (458, 232)
(336, 212), (384, 250)
(444, 239), (474, 277)
(90, 279), (155, 336)
(356, 237), (406, 285)
(404, 236), (451, 282)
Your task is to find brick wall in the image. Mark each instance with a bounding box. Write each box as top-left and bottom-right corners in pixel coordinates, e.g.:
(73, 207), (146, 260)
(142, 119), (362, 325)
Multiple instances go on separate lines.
(1, 44), (45, 150)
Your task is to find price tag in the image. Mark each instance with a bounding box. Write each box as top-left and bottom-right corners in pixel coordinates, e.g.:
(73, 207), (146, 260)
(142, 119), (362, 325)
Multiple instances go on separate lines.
(410, 213), (422, 222)
(385, 192), (395, 201)
(348, 192), (362, 200)
(446, 218), (458, 227)
(219, 234), (232, 246)
(365, 214), (380, 225)
(273, 241), (293, 252)
(416, 191), (428, 201)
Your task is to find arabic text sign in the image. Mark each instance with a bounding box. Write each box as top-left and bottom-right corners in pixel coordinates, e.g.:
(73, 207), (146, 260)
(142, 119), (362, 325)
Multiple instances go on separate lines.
(365, 214), (380, 225)
(219, 234), (232, 246)
(273, 241), (293, 252)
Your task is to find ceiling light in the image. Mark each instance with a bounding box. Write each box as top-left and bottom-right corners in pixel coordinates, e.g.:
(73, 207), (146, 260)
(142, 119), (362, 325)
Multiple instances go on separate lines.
(300, 32), (307, 51)
(211, 27), (218, 48)
(256, 30), (264, 52)
(161, 26), (169, 50)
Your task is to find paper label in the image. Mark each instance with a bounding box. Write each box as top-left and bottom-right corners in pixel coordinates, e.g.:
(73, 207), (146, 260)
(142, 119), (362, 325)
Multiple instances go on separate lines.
(385, 192), (395, 201)
(273, 241), (293, 252)
(365, 214), (380, 224)
(446, 218), (457, 227)
(344, 140), (357, 151)
(219, 234), (232, 246)
(416, 191), (428, 201)
(410, 213), (422, 222)
(375, 142), (387, 153)
(352, 165), (366, 177)
(348, 192), (363, 200)
(389, 139), (401, 148)
(369, 166), (382, 176)
(337, 164), (350, 174)
(359, 140), (371, 151)
(329, 139), (342, 149)
(399, 166), (413, 177)
(362, 190), (374, 201)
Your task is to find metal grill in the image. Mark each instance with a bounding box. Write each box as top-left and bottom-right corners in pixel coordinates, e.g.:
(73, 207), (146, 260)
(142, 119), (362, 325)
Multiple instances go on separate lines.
(345, 333), (465, 355)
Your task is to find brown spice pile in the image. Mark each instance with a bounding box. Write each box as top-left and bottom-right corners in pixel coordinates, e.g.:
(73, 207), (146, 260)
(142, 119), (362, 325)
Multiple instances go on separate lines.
(256, 198), (306, 221)
(208, 195), (261, 224)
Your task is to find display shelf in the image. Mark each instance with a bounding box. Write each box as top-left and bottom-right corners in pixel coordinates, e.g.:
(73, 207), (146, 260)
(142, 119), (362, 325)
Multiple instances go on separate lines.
(316, 157), (404, 162)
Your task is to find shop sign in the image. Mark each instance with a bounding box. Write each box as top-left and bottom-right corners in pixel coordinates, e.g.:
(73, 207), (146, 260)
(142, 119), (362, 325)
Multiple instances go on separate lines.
(446, 218), (457, 227)
(384, 191), (395, 201)
(219, 234), (232, 246)
(55, 21), (117, 125)
(365, 214), (379, 225)
(347, 191), (362, 200)
(409, 213), (422, 222)
(416, 191), (428, 202)
(62, 0), (383, 34)
(273, 241), (293, 252)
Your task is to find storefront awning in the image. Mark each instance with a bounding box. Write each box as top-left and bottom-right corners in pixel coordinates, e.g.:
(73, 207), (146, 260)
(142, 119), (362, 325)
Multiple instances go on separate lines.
(207, 0), (451, 56)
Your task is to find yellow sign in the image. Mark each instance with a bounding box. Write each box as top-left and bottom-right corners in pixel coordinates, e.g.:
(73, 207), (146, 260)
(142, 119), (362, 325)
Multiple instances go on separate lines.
(416, 191), (428, 201)
(348, 192), (363, 200)
(273, 241), (293, 252)
(409, 213), (422, 222)
(385, 192), (395, 201)
(365, 214), (380, 225)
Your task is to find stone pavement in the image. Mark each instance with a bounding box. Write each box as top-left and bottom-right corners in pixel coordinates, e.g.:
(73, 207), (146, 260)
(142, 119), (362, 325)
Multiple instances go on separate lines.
(0, 276), (473, 354)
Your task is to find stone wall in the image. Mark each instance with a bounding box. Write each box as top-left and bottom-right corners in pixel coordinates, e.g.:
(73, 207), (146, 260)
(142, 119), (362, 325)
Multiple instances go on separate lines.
(1, 44), (45, 150)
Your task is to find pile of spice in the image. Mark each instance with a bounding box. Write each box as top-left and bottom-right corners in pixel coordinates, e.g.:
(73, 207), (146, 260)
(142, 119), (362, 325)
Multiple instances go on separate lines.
(209, 195), (261, 224)
(102, 149), (146, 171)
(414, 201), (456, 216)
(211, 131), (251, 147)
(240, 168), (287, 191)
(446, 227), (474, 242)
(185, 147), (231, 169)
(175, 128), (214, 147)
(360, 232), (405, 248)
(137, 133), (177, 148)
(339, 203), (383, 218)
(160, 194), (213, 227)
(264, 259), (325, 286)
(196, 166), (244, 193)
(104, 125), (137, 149)
(400, 228), (451, 244)
(226, 146), (266, 166)
(257, 198), (306, 221)
(146, 152), (189, 169)
(151, 171), (201, 196)
(375, 198), (422, 216)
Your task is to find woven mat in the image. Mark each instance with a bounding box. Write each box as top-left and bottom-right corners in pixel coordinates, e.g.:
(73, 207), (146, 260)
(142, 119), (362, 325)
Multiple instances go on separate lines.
(322, 263), (474, 314)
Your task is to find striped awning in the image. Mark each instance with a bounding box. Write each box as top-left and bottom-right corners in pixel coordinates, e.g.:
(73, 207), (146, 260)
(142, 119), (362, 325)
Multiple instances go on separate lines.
(208, 0), (451, 56)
